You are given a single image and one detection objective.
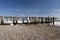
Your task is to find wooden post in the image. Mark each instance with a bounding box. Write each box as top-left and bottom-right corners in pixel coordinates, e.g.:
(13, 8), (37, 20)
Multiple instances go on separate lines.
(50, 18), (52, 24)
(22, 17), (24, 24)
(41, 17), (43, 25)
(16, 16), (18, 24)
(36, 17), (39, 24)
(45, 18), (48, 24)
(53, 17), (54, 25)
(47, 17), (50, 25)
(27, 16), (29, 24)
(13, 17), (14, 25)
(38, 17), (40, 22)
(34, 17), (36, 24)
(31, 17), (33, 23)
(13, 17), (16, 25)
(1, 16), (4, 25)
(29, 17), (31, 23)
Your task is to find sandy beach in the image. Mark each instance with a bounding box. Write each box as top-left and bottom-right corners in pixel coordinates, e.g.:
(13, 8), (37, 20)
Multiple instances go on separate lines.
(0, 24), (60, 40)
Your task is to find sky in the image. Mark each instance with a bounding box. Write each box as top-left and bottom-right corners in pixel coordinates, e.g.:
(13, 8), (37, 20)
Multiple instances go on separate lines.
(0, 0), (60, 19)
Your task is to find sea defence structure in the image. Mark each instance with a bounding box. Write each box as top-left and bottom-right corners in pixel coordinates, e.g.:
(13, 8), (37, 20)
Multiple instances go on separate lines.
(0, 16), (57, 25)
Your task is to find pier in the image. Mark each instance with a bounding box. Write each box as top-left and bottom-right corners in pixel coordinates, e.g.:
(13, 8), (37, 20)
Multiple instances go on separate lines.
(0, 16), (57, 25)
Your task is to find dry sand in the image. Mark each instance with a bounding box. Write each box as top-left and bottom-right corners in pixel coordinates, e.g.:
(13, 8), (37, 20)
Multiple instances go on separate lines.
(0, 24), (60, 40)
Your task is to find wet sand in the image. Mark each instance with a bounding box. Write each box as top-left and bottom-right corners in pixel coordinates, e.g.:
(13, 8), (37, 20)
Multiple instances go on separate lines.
(0, 24), (60, 40)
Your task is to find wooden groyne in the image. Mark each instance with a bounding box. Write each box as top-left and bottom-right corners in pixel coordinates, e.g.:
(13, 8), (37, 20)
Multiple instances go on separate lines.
(0, 16), (57, 25)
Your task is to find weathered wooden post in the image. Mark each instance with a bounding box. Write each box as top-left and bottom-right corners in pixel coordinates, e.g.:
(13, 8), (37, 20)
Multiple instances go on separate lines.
(45, 17), (48, 24)
(34, 17), (37, 24)
(15, 16), (18, 24)
(13, 17), (16, 25)
(29, 17), (31, 24)
(31, 17), (32, 23)
(1, 16), (4, 25)
(41, 17), (43, 25)
(13, 17), (15, 25)
(50, 18), (53, 25)
(47, 17), (50, 25)
(45, 18), (47, 24)
(38, 17), (40, 23)
(30, 17), (32, 24)
(52, 17), (55, 25)
(34, 17), (36, 24)
(27, 16), (29, 24)
(22, 17), (24, 24)
(36, 17), (39, 24)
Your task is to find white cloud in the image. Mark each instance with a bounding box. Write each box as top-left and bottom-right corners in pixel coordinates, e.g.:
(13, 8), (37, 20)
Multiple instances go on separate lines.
(10, 8), (24, 12)
(10, 8), (41, 16)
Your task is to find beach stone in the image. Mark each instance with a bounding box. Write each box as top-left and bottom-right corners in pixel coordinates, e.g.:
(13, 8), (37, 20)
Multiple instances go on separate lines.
(0, 25), (59, 40)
